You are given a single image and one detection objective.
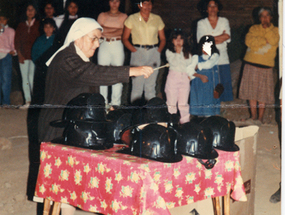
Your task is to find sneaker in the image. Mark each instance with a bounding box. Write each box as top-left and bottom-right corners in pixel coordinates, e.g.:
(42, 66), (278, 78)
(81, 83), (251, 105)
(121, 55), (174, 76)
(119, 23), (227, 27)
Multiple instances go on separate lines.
(20, 102), (30, 109)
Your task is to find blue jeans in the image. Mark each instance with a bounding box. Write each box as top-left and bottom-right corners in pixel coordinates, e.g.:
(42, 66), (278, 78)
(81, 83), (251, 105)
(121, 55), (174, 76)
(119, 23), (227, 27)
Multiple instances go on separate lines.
(0, 54), (12, 105)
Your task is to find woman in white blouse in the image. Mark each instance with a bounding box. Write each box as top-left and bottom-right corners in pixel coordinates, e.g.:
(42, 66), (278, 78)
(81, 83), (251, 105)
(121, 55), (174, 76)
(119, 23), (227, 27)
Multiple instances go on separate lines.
(197, 0), (233, 102)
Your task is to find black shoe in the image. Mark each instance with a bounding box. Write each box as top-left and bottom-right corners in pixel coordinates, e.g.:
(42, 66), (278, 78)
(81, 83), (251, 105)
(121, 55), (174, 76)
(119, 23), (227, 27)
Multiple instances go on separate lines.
(269, 187), (281, 203)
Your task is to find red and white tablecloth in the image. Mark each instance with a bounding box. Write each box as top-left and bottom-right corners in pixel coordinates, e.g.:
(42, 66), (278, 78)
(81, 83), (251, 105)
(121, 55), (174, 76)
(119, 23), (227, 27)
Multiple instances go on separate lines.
(35, 142), (247, 215)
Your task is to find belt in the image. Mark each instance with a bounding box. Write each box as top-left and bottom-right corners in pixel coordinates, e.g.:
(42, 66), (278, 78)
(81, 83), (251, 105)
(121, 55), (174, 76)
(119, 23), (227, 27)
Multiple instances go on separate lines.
(134, 44), (158, 49)
(102, 37), (121, 42)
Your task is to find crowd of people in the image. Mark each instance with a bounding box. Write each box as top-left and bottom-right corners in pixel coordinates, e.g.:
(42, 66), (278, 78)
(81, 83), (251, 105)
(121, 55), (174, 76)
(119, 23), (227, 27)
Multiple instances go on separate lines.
(0, 0), (279, 122)
(0, 0), (281, 214)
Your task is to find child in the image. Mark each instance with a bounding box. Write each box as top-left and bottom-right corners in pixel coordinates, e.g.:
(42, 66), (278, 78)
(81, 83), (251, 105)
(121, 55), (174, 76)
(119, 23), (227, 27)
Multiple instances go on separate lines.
(15, 3), (40, 108)
(188, 35), (220, 117)
(0, 12), (16, 106)
(53, 0), (79, 49)
(164, 29), (208, 124)
(32, 18), (56, 63)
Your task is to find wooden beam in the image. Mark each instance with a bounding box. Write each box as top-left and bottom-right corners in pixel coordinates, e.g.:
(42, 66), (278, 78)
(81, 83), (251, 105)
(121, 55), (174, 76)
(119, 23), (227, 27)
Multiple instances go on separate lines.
(43, 199), (51, 215)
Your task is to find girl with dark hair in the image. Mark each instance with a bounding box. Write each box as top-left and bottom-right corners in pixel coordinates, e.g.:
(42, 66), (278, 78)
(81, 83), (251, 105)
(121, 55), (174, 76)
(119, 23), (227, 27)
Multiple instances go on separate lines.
(40, 1), (56, 20)
(197, 0), (233, 102)
(188, 35), (220, 117)
(164, 29), (208, 124)
(54, 0), (79, 28)
(53, 0), (79, 49)
(15, 2), (40, 108)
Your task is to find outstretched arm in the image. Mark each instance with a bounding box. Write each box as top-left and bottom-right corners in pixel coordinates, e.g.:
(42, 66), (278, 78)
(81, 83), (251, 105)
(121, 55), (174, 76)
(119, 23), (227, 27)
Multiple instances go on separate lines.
(129, 66), (154, 78)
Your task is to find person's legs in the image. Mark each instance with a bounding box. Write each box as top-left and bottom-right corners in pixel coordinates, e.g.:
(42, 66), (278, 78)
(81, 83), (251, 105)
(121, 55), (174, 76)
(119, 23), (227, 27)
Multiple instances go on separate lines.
(257, 101), (265, 122)
(99, 86), (109, 104)
(19, 60), (32, 103)
(144, 70), (159, 101)
(249, 100), (257, 119)
(98, 41), (112, 104)
(1, 54), (12, 105)
(111, 83), (123, 106)
(177, 73), (190, 124)
(144, 47), (160, 101)
(27, 60), (35, 96)
(110, 41), (125, 106)
(36, 202), (44, 215)
(165, 70), (179, 114)
(131, 75), (145, 103)
(130, 48), (146, 103)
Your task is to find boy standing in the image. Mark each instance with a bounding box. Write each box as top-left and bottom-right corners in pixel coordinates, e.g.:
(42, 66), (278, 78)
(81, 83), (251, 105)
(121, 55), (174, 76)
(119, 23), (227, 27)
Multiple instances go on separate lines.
(32, 18), (56, 63)
(0, 11), (16, 106)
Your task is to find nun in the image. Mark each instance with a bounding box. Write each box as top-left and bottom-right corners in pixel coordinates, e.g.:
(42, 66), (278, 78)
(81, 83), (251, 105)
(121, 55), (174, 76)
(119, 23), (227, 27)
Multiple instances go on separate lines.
(38, 17), (153, 146)
(29, 17), (153, 215)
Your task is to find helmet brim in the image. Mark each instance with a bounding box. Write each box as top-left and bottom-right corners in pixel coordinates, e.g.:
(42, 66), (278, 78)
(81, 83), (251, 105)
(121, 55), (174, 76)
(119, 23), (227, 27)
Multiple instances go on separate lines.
(215, 143), (240, 152)
(50, 119), (69, 128)
(50, 118), (111, 128)
(120, 122), (170, 146)
(116, 147), (183, 163)
(180, 148), (219, 160)
(51, 136), (112, 150)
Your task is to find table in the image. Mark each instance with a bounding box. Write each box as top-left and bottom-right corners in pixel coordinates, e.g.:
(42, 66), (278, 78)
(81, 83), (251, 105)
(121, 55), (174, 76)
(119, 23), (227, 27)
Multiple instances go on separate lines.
(35, 142), (247, 215)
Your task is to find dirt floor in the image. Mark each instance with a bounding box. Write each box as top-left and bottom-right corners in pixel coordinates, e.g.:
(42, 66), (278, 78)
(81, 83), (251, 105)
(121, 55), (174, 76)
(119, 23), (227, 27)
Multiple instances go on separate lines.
(0, 103), (281, 215)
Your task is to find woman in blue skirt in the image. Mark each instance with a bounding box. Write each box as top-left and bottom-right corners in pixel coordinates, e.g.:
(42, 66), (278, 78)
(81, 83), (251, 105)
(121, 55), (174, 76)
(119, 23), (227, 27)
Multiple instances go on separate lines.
(197, 0), (233, 102)
(188, 35), (220, 116)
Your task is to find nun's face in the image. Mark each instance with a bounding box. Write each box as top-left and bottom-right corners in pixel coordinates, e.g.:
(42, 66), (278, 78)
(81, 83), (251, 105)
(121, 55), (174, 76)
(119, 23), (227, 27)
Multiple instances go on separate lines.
(75, 29), (102, 58)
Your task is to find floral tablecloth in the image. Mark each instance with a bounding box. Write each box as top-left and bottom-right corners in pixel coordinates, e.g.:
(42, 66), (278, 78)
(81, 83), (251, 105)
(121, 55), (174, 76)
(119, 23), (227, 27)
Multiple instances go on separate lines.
(35, 142), (247, 215)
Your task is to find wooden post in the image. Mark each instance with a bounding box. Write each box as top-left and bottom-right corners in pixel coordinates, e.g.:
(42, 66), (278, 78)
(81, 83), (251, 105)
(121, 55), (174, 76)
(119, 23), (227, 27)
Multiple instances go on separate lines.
(51, 202), (61, 215)
(43, 199), (51, 215)
(212, 196), (221, 215)
(223, 193), (230, 215)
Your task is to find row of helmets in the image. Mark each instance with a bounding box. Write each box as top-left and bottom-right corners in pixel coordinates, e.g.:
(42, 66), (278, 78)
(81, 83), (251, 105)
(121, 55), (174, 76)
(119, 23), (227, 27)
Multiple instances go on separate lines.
(51, 93), (239, 169)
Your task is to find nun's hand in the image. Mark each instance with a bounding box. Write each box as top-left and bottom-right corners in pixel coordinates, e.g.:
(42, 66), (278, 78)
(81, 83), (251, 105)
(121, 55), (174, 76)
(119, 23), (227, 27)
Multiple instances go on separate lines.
(129, 66), (153, 78)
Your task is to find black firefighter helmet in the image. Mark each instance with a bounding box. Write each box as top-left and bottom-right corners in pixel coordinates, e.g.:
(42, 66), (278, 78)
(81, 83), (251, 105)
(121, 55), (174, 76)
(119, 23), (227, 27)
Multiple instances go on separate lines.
(52, 120), (113, 150)
(106, 109), (132, 143)
(131, 97), (172, 126)
(51, 93), (113, 150)
(50, 93), (106, 128)
(120, 97), (173, 145)
(176, 121), (218, 169)
(200, 116), (239, 152)
(117, 123), (183, 163)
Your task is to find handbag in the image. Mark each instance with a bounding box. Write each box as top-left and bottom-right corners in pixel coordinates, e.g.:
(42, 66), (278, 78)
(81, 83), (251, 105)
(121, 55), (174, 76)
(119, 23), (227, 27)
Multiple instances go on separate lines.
(213, 67), (224, 99)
